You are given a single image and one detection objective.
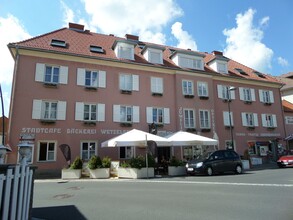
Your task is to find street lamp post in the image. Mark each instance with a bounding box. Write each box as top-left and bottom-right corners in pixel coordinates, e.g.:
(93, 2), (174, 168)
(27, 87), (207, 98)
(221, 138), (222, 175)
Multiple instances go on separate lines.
(227, 86), (236, 150)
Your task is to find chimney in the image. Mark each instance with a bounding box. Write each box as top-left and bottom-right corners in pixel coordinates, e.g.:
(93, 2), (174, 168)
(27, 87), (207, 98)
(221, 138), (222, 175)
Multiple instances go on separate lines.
(69, 23), (85, 31)
(212, 50), (223, 56)
(125, 34), (139, 41)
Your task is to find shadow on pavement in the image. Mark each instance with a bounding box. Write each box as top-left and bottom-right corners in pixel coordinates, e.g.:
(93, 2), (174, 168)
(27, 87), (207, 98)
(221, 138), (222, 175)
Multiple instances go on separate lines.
(32, 205), (87, 220)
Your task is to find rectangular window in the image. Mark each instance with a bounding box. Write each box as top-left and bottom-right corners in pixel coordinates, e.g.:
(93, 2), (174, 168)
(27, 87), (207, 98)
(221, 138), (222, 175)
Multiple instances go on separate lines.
(45, 66), (59, 84)
(84, 104), (97, 121)
(151, 77), (163, 94)
(182, 80), (193, 95)
(42, 101), (57, 120)
(119, 46), (133, 60)
(184, 109), (195, 128)
(153, 108), (164, 124)
(263, 90), (270, 103)
(81, 142), (96, 160)
(199, 110), (210, 128)
(38, 141), (55, 161)
(179, 56), (203, 69)
(262, 114), (277, 128)
(243, 88), (252, 101)
(85, 70), (98, 87)
(120, 106), (133, 123)
(218, 63), (227, 73)
(246, 113), (254, 126)
(120, 74), (132, 91)
(149, 51), (161, 64)
(197, 82), (208, 97)
(120, 146), (133, 159)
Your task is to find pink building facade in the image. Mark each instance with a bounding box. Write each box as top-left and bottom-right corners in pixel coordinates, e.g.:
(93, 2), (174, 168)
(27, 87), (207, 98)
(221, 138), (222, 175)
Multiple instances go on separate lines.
(7, 23), (285, 173)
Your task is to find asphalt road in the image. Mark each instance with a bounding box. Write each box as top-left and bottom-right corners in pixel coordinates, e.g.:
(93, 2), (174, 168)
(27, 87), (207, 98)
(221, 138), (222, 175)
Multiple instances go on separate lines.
(32, 167), (293, 220)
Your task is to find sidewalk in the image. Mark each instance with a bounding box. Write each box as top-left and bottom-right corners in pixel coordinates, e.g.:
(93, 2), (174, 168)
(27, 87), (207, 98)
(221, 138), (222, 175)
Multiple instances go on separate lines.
(249, 162), (278, 171)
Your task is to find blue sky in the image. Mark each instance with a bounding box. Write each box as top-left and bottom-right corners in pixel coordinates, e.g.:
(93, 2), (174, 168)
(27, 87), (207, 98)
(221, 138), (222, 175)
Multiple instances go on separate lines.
(0, 0), (292, 116)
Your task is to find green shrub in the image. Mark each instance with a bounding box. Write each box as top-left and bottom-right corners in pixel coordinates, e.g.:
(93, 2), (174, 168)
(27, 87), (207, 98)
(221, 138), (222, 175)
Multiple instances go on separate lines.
(169, 156), (184, 167)
(120, 161), (130, 168)
(146, 153), (156, 167)
(87, 155), (102, 169)
(129, 155), (145, 169)
(102, 156), (111, 168)
(70, 157), (83, 169)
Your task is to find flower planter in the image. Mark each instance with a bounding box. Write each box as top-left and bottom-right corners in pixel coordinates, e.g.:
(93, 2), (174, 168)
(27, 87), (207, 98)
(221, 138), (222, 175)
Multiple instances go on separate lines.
(118, 167), (154, 179)
(168, 166), (186, 176)
(89, 168), (110, 179)
(61, 169), (82, 179)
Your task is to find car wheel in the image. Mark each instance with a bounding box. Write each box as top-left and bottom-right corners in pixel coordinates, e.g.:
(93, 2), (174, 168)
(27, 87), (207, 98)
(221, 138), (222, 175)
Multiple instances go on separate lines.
(206, 167), (213, 176)
(235, 165), (242, 174)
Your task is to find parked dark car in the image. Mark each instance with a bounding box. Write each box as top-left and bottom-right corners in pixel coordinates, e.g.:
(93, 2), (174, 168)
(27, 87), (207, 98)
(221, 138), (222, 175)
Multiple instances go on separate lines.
(185, 150), (243, 176)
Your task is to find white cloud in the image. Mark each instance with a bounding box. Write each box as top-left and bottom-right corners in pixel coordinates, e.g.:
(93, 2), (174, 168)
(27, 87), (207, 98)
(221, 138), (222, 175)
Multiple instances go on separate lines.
(259, 16), (269, 27)
(171, 22), (197, 50)
(61, 0), (75, 27)
(0, 14), (31, 116)
(277, 57), (289, 67)
(81, 0), (183, 44)
(223, 8), (273, 73)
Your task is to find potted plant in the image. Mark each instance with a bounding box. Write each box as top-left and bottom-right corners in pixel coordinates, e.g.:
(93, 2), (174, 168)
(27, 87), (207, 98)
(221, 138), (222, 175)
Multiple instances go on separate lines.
(118, 155), (155, 179)
(88, 155), (111, 179)
(62, 156), (83, 179)
(168, 156), (186, 176)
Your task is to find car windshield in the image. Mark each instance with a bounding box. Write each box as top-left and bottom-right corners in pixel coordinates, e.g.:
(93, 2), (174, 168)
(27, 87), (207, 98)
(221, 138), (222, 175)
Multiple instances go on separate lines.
(193, 151), (214, 160)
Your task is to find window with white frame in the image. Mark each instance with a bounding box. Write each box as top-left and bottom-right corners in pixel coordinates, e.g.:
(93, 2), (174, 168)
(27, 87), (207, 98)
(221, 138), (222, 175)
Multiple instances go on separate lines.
(119, 74), (139, 92)
(223, 111), (234, 126)
(75, 102), (105, 122)
(241, 112), (258, 127)
(197, 82), (208, 97)
(81, 141), (96, 160)
(259, 90), (274, 104)
(77, 68), (106, 88)
(217, 62), (227, 73)
(32, 100), (66, 121)
(217, 85), (235, 100)
(84, 104), (97, 121)
(120, 146), (133, 159)
(261, 114), (277, 128)
(151, 77), (163, 94)
(178, 55), (203, 70)
(35, 63), (68, 84)
(184, 109), (195, 128)
(199, 110), (210, 128)
(182, 80), (194, 96)
(143, 48), (163, 64)
(38, 141), (56, 162)
(114, 42), (135, 60)
(239, 87), (255, 102)
(113, 105), (139, 123)
(146, 107), (170, 125)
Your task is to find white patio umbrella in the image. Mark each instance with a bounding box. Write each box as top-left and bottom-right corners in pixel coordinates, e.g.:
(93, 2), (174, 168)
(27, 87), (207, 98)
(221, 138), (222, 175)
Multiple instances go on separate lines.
(101, 129), (170, 147)
(165, 130), (218, 146)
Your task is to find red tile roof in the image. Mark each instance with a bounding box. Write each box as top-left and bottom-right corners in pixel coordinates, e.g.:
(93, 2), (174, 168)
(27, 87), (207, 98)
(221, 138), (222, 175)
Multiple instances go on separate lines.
(8, 23), (280, 84)
(282, 100), (293, 112)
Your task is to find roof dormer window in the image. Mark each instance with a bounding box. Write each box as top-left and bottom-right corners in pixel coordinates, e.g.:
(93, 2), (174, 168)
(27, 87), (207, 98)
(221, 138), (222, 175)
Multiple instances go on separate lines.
(113, 41), (135, 60)
(142, 46), (164, 64)
(51, 39), (66, 48)
(170, 50), (205, 70)
(208, 59), (228, 74)
(90, 45), (104, 53)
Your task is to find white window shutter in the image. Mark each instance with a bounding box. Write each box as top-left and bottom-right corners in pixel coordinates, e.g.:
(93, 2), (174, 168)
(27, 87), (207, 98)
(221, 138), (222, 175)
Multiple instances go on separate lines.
(253, 113), (258, 126)
(98, 71), (106, 88)
(159, 78), (164, 94)
(146, 107), (153, 123)
(57, 101), (66, 120)
(35, 63), (45, 82)
(261, 114), (267, 127)
(113, 105), (120, 122)
(272, 115), (277, 127)
(75, 102), (84, 121)
(241, 113), (247, 126)
(151, 77), (155, 93)
(269, 91), (274, 103)
(132, 75), (139, 91)
(259, 90), (264, 102)
(32, 99), (42, 119)
(59, 66), (68, 84)
(164, 108), (170, 124)
(251, 89), (256, 101)
(77, 68), (85, 86)
(230, 90), (236, 100)
(132, 106), (140, 123)
(217, 85), (223, 98)
(97, 103), (105, 121)
(223, 112), (229, 126)
(239, 88), (244, 101)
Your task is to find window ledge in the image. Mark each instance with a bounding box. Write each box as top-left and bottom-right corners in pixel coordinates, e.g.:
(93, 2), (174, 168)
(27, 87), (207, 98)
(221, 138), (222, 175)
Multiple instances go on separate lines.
(222, 99), (231, 103)
(83, 121), (96, 126)
(120, 122), (132, 127)
(247, 126), (255, 130)
(267, 127), (275, 130)
(199, 96), (209, 100)
(85, 86), (97, 91)
(264, 102), (272, 106)
(184, 94), (194, 99)
(225, 125), (234, 129)
(186, 128), (196, 132)
(40, 119), (56, 124)
(244, 101), (252, 104)
(43, 82), (58, 88)
(121, 90), (132, 94)
(201, 128), (211, 132)
(152, 92), (163, 97)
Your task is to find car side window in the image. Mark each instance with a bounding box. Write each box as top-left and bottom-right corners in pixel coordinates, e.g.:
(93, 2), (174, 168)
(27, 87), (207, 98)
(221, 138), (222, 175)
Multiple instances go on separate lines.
(211, 151), (224, 160)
